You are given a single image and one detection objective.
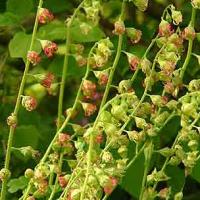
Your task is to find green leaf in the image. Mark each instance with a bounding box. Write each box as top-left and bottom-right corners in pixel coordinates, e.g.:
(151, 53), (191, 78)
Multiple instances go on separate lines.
(70, 21), (105, 43)
(0, 12), (20, 26)
(13, 125), (40, 148)
(120, 150), (145, 198)
(6, 0), (33, 17)
(8, 176), (28, 193)
(166, 166), (185, 195)
(9, 32), (41, 60)
(191, 157), (200, 183)
(37, 21), (66, 41)
(43, 0), (73, 13)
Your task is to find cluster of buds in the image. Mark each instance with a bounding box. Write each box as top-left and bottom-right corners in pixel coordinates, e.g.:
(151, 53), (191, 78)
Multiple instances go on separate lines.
(38, 8), (54, 24)
(83, 0), (101, 24)
(91, 38), (113, 68)
(21, 96), (37, 111)
(7, 113), (17, 128)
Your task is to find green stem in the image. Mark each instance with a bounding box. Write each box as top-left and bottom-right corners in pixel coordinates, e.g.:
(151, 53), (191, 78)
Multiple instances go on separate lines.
(180, 7), (196, 80)
(57, 0), (85, 128)
(139, 142), (154, 200)
(99, 0), (126, 110)
(0, 1), (43, 199)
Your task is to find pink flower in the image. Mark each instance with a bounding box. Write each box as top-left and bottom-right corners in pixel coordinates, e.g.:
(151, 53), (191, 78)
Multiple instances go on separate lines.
(27, 51), (41, 65)
(21, 96), (37, 111)
(38, 8), (54, 24)
(40, 40), (58, 58)
(41, 73), (54, 88)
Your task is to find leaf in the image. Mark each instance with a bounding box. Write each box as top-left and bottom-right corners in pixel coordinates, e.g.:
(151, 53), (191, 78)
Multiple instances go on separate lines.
(191, 157), (200, 183)
(70, 21), (105, 43)
(9, 32), (41, 60)
(120, 149), (145, 198)
(13, 125), (40, 148)
(6, 0), (33, 18)
(0, 12), (20, 26)
(165, 166), (185, 196)
(43, 0), (73, 13)
(8, 176), (28, 193)
(37, 21), (66, 41)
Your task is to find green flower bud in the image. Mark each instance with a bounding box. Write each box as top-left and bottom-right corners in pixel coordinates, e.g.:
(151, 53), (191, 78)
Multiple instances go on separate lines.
(181, 103), (197, 118)
(191, 0), (200, 9)
(168, 156), (181, 166)
(132, 0), (149, 11)
(188, 79), (200, 92)
(141, 58), (152, 75)
(111, 104), (128, 122)
(0, 168), (11, 181)
(126, 27), (142, 43)
(135, 117), (148, 129)
(154, 111), (170, 126)
(118, 145), (128, 158)
(174, 192), (183, 200)
(156, 37), (167, 48)
(157, 147), (175, 157)
(25, 168), (34, 179)
(172, 10), (182, 25)
(118, 79), (132, 93)
(188, 140), (198, 151)
(102, 151), (113, 163)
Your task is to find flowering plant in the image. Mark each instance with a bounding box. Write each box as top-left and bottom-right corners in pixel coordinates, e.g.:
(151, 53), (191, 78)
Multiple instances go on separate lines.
(0, 0), (200, 200)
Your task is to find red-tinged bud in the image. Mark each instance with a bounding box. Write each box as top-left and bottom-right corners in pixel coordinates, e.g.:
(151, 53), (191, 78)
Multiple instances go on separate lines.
(104, 186), (113, 195)
(0, 168), (11, 181)
(58, 175), (68, 188)
(7, 113), (17, 128)
(110, 177), (118, 187)
(113, 20), (125, 35)
(182, 26), (196, 40)
(26, 196), (35, 200)
(81, 102), (97, 117)
(58, 133), (70, 145)
(103, 177), (118, 195)
(27, 51), (41, 65)
(38, 179), (48, 193)
(164, 82), (175, 94)
(126, 28), (142, 44)
(38, 8), (54, 24)
(75, 55), (87, 67)
(126, 53), (140, 71)
(70, 44), (84, 55)
(94, 70), (109, 86)
(41, 73), (54, 88)
(168, 34), (183, 50)
(95, 133), (104, 144)
(82, 80), (96, 98)
(161, 96), (168, 105)
(21, 96), (37, 111)
(40, 40), (58, 58)
(158, 20), (174, 37)
(159, 188), (170, 199)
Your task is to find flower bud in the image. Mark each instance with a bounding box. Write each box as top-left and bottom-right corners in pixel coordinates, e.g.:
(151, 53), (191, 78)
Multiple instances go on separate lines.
(174, 192), (183, 200)
(81, 102), (97, 116)
(7, 113), (17, 128)
(40, 40), (58, 58)
(156, 37), (167, 48)
(113, 20), (125, 35)
(126, 27), (142, 44)
(41, 73), (54, 88)
(158, 20), (173, 37)
(75, 55), (87, 67)
(25, 168), (34, 179)
(38, 8), (54, 24)
(157, 147), (175, 157)
(118, 79), (133, 93)
(118, 145), (128, 158)
(21, 96), (37, 111)
(141, 58), (151, 75)
(135, 117), (147, 129)
(102, 151), (113, 163)
(27, 51), (41, 65)
(164, 82), (175, 94)
(70, 44), (84, 55)
(159, 188), (170, 199)
(82, 80), (96, 99)
(125, 52), (140, 71)
(133, 0), (148, 11)
(80, 22), (92, 35)
(188, 140), (198, 151)
(111, 104), (128, 122)
(0, 168), (11, 181)
(58, 175), (69, 188)
(26, 196), (35, 200)
(94, 70), (109, 86)
(58, 133), (70, 146)
(188, 79), (200, 92)
(172, 10), (182, 25)
(95, 133), (104, 144)
(191, 0), (200, 9)
(181, 103), (196, 117)
(182, 26), (196, 40)
(168, 156), (181, 166)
